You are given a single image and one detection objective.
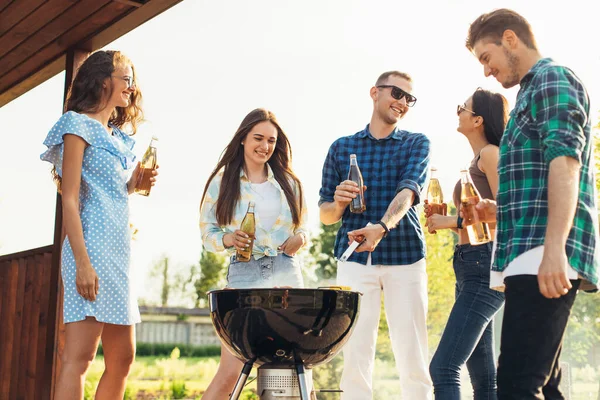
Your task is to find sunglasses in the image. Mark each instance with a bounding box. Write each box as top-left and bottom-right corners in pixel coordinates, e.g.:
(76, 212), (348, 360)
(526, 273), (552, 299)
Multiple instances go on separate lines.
(376, 85), (417, 107)
(457, 104), (476, 116)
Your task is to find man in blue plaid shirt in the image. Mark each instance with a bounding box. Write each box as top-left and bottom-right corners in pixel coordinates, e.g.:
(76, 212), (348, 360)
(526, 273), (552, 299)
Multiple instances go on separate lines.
(466, 9), (599, 399)
(319, 71), (432, 399)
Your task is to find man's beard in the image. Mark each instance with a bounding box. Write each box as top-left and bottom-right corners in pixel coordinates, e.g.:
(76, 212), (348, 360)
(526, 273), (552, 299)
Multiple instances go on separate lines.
(502, 47), (521, 88)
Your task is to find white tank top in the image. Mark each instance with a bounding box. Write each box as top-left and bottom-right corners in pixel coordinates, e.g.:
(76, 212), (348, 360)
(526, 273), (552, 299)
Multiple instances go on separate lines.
(250, 181), (281, 231)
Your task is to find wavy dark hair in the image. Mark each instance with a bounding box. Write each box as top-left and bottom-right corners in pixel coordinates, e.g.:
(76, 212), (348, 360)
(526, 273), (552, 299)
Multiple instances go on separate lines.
(200, 108), (304, 228)
(52, 50), (144, 189)
(65, 50), (143, 131)
(471, 88), (509, 146)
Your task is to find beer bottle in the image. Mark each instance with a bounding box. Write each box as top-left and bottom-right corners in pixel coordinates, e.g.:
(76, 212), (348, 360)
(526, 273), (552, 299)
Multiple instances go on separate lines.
(135, 136), (158, 196)
(427, 167), (446, 215)
(236, 202), (256, 262)
(348, 154), (366, 213)
(460, 169), (491, 245)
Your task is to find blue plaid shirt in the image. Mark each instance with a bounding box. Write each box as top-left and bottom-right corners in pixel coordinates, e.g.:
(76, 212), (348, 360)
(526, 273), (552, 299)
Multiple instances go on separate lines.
(319, 125), (431, 265)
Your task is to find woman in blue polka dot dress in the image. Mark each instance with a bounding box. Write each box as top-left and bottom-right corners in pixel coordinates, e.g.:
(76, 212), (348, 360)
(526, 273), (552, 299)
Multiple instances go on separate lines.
(40, 50), (157, 400)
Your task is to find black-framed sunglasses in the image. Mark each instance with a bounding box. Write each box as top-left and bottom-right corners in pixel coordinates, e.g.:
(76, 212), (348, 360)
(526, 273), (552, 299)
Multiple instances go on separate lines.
(112, 75), (135, 89)
(457, 104), (476, 116)
(376, 85), (417, 107)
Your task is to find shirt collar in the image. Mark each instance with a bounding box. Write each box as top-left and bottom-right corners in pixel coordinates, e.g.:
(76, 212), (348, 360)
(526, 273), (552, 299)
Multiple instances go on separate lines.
(239, 163), (276, 183)
(357, 124), (404, 141)
(520, 57), (553, 87)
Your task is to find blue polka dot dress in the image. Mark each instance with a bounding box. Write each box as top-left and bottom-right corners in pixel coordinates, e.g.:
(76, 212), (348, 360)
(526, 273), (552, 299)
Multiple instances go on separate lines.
(41, 111), (141, 325)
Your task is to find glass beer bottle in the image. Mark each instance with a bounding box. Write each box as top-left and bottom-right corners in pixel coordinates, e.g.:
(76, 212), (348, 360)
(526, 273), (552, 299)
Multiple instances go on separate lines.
(135, 136), (158, 196)
(427, 167), (446, 215)
(236, 202), (256, 262)
(460, 169), (491, 245)
(348, 154), (366, 213)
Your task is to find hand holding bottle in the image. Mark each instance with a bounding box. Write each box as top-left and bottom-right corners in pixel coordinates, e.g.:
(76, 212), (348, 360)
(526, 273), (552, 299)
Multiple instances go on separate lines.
(235, 202), (256, 262)
(135, 136), (159, 196)
(129, 162), (159, 194)
(425, 167), (447, 216)
(460, 170), (491, 244)
(223, 230), (252, 252)
(334, 180), (367, 208)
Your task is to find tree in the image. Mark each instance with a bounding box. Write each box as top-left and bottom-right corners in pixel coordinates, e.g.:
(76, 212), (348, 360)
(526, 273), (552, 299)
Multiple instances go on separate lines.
(563, 128), (600, 371)
(309, 221), (341, 282)
(189, 248), (228, 307)
(147, 255), (172, 307)
(422, 205), (458, 351)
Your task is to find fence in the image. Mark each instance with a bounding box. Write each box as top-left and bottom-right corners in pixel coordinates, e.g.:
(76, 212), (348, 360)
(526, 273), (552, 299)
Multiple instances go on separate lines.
(0, 245), (59, 400)
(137, 306), (220, 347)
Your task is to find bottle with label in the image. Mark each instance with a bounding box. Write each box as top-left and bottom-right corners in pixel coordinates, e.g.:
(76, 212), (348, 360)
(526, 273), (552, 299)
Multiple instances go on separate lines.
(427, 167), (446, 215)
(348, 154), (366, 213)
(460, 169), (491, 245)
(135, 136), (158, 196)
(236, 202), (256, 262)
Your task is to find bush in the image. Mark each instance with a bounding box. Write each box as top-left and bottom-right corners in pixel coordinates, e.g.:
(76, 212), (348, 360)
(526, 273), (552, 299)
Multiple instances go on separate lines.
(97, 342), (220, 357)
(171, 380), (188, 399)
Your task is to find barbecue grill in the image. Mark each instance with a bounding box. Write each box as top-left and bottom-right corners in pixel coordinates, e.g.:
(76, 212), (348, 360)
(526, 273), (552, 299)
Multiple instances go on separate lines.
(208, 288), (361, 400)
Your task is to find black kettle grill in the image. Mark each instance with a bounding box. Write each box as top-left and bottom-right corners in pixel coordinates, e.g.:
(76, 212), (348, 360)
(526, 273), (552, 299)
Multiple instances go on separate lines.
(208, 288), (361, 400)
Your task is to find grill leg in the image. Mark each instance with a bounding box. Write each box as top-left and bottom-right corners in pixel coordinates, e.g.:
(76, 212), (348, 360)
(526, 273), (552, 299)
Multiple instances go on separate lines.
(295, 364), (311, 400)
(229, 359), (254, 400)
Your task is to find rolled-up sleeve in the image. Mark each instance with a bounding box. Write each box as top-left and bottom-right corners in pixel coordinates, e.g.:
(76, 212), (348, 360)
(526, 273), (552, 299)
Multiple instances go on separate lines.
(395, 134), (431, 206)
(199, 176), (229, 253)
(533, 67), (588, 165)
(318, 142), (340, 206)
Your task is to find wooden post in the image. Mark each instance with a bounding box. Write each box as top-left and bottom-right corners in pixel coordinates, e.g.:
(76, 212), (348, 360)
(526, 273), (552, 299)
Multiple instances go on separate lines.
(44, 48), (90, 400)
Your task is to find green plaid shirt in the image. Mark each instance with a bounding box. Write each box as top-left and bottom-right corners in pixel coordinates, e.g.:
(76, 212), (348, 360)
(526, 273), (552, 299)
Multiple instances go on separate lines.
(494, 58), (599, 289)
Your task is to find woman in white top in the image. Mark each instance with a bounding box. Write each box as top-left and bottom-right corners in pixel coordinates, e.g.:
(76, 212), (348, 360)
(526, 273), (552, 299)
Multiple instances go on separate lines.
(199, 108), (307, 399)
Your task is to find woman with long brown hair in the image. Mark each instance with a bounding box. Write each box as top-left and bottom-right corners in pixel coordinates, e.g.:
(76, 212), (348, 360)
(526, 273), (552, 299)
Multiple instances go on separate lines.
(200, 108), (307, 399)
(40, 50), (157, 399)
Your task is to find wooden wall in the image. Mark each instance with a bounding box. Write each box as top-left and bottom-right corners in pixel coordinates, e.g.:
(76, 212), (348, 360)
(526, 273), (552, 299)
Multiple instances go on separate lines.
(0, 245), (58, 400)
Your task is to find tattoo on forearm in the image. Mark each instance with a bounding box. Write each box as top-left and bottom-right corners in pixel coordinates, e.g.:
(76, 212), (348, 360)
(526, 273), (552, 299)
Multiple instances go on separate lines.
(381, 191), (413, 230)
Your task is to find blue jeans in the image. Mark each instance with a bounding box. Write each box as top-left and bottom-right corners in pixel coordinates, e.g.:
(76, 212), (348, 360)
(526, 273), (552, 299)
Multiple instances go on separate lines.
(226, 253), (304, 289)
(429, 243), (505, 400)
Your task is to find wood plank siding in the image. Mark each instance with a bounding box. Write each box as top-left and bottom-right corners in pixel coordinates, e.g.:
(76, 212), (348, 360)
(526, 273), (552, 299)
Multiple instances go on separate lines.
(0, 246), (54, 400)
(0, 0), (182, 108)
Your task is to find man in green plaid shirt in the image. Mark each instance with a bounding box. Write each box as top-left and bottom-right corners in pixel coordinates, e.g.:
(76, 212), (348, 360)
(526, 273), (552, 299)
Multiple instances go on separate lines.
(465, 9), (599, 400)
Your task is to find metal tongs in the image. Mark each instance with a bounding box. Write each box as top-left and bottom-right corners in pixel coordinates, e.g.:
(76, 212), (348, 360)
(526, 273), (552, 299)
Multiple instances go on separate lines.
(339, 235), (366, 262)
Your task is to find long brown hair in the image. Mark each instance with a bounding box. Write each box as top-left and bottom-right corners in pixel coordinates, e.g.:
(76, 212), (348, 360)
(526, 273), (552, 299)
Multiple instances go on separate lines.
(52, 50), (144, 189)
(200, 108), (304, 228)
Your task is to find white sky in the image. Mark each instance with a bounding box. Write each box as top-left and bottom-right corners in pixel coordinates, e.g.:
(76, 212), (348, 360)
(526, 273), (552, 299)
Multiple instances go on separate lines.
(1, 0), (599, 298)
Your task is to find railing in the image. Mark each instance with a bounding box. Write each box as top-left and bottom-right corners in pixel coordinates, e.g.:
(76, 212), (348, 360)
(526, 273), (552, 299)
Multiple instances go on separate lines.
(0, 245), (57, 400)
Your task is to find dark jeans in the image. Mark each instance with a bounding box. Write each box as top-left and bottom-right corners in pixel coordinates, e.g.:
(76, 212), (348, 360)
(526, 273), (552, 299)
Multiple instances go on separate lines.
(497, 275), (580, 400)
(430, 242), (505, 400)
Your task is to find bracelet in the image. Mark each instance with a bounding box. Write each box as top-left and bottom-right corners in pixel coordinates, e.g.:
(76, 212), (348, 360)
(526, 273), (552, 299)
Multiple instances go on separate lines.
(457, 216), (463, 229)
(376, 220), (389, 237)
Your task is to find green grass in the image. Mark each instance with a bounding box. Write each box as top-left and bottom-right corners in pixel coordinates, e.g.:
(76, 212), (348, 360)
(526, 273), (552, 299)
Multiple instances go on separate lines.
(85, 353), (598, 399)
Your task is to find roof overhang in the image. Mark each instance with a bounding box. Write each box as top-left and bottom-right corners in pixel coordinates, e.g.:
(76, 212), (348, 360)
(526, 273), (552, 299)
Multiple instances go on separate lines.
(0, 0), (183, 108)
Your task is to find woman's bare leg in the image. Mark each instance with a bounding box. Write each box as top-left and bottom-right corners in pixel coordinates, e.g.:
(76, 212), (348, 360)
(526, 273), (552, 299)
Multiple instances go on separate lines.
(95, 323), (135, 400)
(201, 344), (244, 400)
(53, 317), (104, 400)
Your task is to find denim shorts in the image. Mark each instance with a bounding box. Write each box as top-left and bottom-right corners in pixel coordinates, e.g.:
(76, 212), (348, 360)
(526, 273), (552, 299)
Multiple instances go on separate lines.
(226, 253), (304, 289)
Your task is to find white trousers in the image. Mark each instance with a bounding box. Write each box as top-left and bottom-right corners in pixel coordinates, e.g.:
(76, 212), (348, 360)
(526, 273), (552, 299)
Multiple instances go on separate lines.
(337, 256), (432, 400)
